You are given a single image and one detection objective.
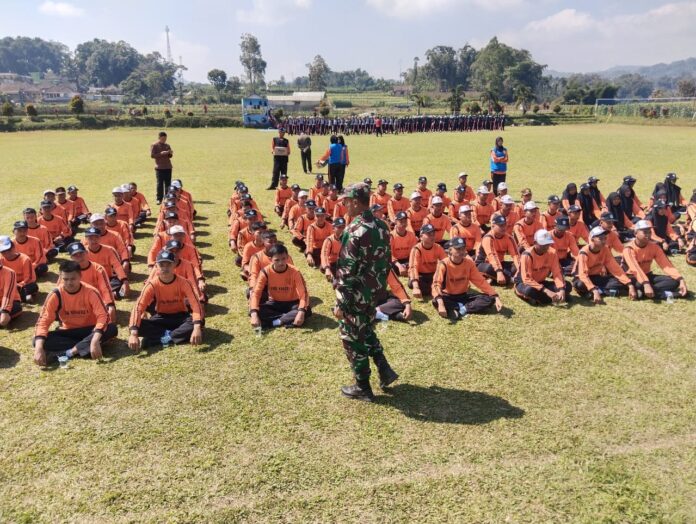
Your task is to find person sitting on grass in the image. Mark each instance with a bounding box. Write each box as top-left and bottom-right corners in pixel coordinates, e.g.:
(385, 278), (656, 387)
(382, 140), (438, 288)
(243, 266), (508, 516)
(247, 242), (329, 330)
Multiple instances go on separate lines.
(321, 217), (346, 281)
(305, 207), (332, 268)
(23, 207), (56, 261)
(390, 211), (418, 276)
(432, 236), (502, 319)
(12, 220), (48, 278)
(622, 220), (688, 301)
(249, 244), (311, 330)
(0, 256), (22, 329)
(374, 269), (413, 322)
(128, 250), (204, 350)
(64, 242), (116, 322)
(408, 224), (447, 299)
(0, 236), (38, 303)
(475, 214), (519, 286)
(33, 260), (117, 366)
(38, 199), (73, 252)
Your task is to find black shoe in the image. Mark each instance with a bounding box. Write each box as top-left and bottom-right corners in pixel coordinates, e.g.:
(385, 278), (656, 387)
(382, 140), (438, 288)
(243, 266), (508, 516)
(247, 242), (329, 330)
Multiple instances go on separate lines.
(394, 312), (405, 321)
(266, 186), (277, 190)
(341, 382), (374, 402)
(156, 200), (162, 206)
(373, 353), (399, 389)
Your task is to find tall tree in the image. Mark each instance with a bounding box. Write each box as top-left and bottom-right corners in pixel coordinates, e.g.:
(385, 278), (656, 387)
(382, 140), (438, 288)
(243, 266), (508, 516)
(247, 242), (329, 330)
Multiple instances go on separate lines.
(446, 84), (465, 114)
(207, 69), (227, 100)
(455, 44), (477, 89)
(75, 39), (141, 87)
(677, 78), (696, 98)
(0, 37), (68, 75)
(422, 46), (457, 91)
(307, 55), (330, 91)
(239, 33), (267, 92)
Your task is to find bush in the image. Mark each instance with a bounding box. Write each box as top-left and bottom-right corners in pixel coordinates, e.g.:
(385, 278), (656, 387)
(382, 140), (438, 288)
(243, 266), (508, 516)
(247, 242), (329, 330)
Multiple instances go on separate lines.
(142, 106), (148, 115)
(69, 95), (85, 114)
(469, 101), (481, 114)
(164, 109), (173, 118)
(552, 104), (562, 114)
(25, 104), (38, 117)
(532, 105), (540, 114)
(273, 108), (284, 119)
(187, 111), (194, 117)
(2, 101), (14, 117)
(333, 100), (353, 109)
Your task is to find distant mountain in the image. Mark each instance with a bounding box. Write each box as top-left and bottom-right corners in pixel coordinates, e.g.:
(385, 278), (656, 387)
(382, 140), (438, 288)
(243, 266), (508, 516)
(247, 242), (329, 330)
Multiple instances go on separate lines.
(546, 58), (696, 80)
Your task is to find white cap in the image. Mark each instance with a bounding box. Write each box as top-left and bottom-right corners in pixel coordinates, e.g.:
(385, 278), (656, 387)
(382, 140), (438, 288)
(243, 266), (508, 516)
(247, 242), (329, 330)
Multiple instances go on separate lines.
(171, 180), (182, 189)
(431, 196), (443, 205)
(0, 235), (12, 253)
(112, 186), (123, 193)
(634, 219), (652, 231)
(410, 191), (422, 200)
(523, 201), (539, 211)
(497, 182), (508, 191)
(534, 229), (554, 246)
(120, 184), (131, 193)
(500, 195), (515, 205)
(298, 191), (309, 198)
(458, 205), (472, 213)
(168, 225), (186, 235)
(589, 226), (608, 239)
(89, 213), (105, 223)
(43, 188), (55, 195)
(477, 185), (490, 195)
(458, 172), (468, 178)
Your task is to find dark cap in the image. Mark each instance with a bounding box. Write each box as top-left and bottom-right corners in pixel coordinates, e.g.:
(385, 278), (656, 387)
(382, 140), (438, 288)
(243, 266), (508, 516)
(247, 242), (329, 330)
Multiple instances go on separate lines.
(666, 172), (677, 181)
(291, 184), (301, 190)
(328, 184), (337, 190)
(548, 195), (560, 204)
(418, 176), (427, 183)
(579, 183), (590, 190)
(491, 214), (507, 226)
(393, 183), (404, 190)
(482, 179), (492, 186)
(278, 127), (286, 132)
(587, 176), (599, 183)
(378, 179), (388, 185)
(280, 173), (289, 179)
(67, 185), (78, 192)
(455, 185), (467, 194)
(333, 217), (346, 227)
(395, 211), (408, 221)
(567, 205), (581, 213)
(84, 227), (100, 237)
(244, 209), (258, 218)
(555, 216), (570, 229)
(420, 224), (435, 234)
(164, 211), (178, 220)
(23, 207), (37, 215)
(165, 240), (183, 250)
(437, 182), (447, 190)
(600, 212), (617, 222)
(653, 200), (667, 209)
(66, 242), (86, 255)
(156, 250), (176, 263)
(315, 207), (326, 215)
(448, 236), (466, 249)
(306, 199), (317, 208)
(13, 220), (28, 230)
(363, 177), (373, 185)
(623, 175), (636, 184)
(315, 173), (324, 180)
(105, 207), (117, 216)
(40, 200), (52, 208)
(165, 201), (177, 209)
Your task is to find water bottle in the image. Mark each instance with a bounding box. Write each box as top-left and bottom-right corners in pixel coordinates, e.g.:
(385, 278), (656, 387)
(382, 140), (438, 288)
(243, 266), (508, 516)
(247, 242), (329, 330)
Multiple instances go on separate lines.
(457, 303), (467, 318)
(254, 326), (263, 337)
(608, 289), (618, 298)
(160, 330), (173, 346)
(664, 291), (675, 305)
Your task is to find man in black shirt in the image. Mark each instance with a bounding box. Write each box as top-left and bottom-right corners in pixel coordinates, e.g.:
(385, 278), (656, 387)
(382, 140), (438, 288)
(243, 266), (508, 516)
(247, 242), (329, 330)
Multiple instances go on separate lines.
(268, 128), (290, 190)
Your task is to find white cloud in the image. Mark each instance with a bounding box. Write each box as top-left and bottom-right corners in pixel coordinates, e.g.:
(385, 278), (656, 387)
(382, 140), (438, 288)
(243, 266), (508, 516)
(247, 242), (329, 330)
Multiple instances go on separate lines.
(365, 0), (524, 19)
(38, 1), (84, 17)
(500, 2), (696, 72)
(236, 0), (313, 27)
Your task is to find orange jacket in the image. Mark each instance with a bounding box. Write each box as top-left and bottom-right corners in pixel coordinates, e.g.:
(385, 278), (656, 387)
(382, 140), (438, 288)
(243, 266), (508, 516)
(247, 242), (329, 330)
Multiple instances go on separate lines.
(87, 230), (128, 262)
(0, 265), (20, 312)
(58, 261), (114, 308)
(55, 200), (75, 222)
(148, 258), (202, 301)
(519, 247), (565, 290)
(408, 242), (446, 281)
(292, 214), (315, 241)
(250, 264), (309, 311)
(513, 218), (543, 251)
(321, 235), (342, 269)
(423, 213), (452, 243)
(568, 220), (590, 246)
(275, 186), (293, 207)
(472, 201), (495, 227)
(406, 206), (428, 233)
(132, 192), (150, 213)
(26, 224), (53, 254)
(432, 256), (496, 298)
(575, 246), (631, 291)
(241, 241), (264, 268)
(622, 240), (682, 285)
(110, 201), (135, 226)
(605, 229), (624, 254)
(38, 215), (71, 241)
(107, 219), (134, 247)
(35, 283), (109, 337)
(386, 270), (410, 303)
(87, 245), (126, 280)
(387, 197), (410, 221)
(13, 235), (46, 267)
(248, 251), (294, 290)
(390, 229), (418, 262)
(306, 221), (332, 252)
(450, 222), (482, 252)
(1, 252), (35, 287)
(130, 275), (203, 329)
(371, 192), (392, 209)
(416, 187), (432, 202)
(477, 232), (519, 271)
(68, 195), (90, 216)
(551, 230), (579, 260)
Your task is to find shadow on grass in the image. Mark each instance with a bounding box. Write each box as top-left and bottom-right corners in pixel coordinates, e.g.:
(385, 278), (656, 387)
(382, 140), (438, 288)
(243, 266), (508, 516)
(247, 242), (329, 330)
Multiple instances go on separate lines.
(306, 311), (338, 331)
(130, 253), (148, 264)
(375, 384), (525, 425)
(196, 241), (212, 249)
(201, 253), (214, 261)
(205, 283), (228, 296)
(128, 271), (149, 284)
(11, 310), (39, 331)
(204, 269), (221, 279)
(194, 230), (210, 237)
(206, 303), (229, 318)
(0, 346), (20, 368)
(408, 309), (430, 325)
(197, 327), (234, 353)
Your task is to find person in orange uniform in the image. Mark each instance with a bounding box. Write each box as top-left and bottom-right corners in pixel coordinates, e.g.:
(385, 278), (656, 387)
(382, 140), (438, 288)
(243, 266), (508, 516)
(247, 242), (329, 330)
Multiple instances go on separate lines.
(309, 174), (325, 201)
(129, 250), (204, 349)
(385, 183), (408, 222)
(450, 205), (482, 256)
(128, 182), (151, 223)
(171, 179), (195, 217)
(567, 205), (590, 246)
(551, 216), (579, 275)
(646, 200), (684, 254)
(103, 207), (134, 259)
(415, 176), (432, 203)
(321, 218), (346, 281)
(390, 211), (418, 275)
(23, 207), (57, 260)
(0, 254), (22, 328)
(514, 229), (571, 305)
(84, 227), (129, 297)
(408, 224), (447, 299)
(65, 242), (116, 321)
(13, 220), (48, 277)
(456, 172), (477, 203)
(67, 185), (91, 225)
(240, 222), (268, 279)
(147, 241), (206, 305)
(622, 220), (688, 301)
(109, 186), (135, 234)
(374, 269), (412, 322)
(305, 207), (332, 267)
(572, 226), (636, 302)
(250, 244), (311, 329)
(0, 236), (37, 302)
(481, 180), (496, 205)
(493, 195), (519, 236)
(274, 174), (293, 217)
(371, 179), (392, 210)
(38, 200), (73, 251)
(515, 188), (534, 217)
(432, 236), (502, 319)
(291, 199), (317, 253)
(423, 196), (452, 245)
(472, 185), (495, 233)
(287, 191), (309, 231)
(120, 184), (146, 228)
(686, 222), (696, 266)
(406, 192), (429, 235)
(322, 184), (341, 220)
(597, 212), (625, 256)
(475, 214), (519, 285)
(514, 201), (543, 252)
(492, 182), (510, 212)
(33, 260), (117, 366)
(248, 233), (294, 293)
(449, 185), (468, 216)
(54, 187), (78, 232)
(429, 183), (451, 211)
(280, 184), (301, 228)
(542, 195), (563, 230)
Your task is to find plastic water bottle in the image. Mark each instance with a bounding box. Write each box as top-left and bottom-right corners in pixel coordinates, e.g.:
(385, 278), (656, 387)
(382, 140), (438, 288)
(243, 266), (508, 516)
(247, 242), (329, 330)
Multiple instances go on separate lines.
(58, 355), (69, 370)
(457, 303), (468, 318)
(664, 291), (675, 305)
(608, 289), (618, 298)
(160, 330), (173, 346)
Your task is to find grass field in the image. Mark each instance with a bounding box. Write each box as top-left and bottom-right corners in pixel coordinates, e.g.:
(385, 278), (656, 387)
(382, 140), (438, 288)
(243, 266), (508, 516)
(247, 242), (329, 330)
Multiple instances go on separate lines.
(0, 125), (695, 523)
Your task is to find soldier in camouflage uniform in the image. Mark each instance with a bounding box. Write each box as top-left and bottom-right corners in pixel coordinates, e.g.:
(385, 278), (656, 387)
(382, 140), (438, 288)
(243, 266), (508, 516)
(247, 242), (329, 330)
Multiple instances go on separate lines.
(334, 182), (399, 401)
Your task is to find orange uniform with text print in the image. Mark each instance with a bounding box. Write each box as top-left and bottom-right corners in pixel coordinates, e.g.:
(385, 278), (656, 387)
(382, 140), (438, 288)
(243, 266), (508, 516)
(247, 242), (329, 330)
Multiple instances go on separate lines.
(250, 265), (309, 310)
(35, 283), (108, 337)
(130, 275), (203, 328)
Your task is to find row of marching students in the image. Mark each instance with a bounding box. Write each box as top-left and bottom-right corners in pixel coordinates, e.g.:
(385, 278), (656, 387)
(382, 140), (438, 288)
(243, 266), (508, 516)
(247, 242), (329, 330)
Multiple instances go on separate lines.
(0, 179), (210, 367)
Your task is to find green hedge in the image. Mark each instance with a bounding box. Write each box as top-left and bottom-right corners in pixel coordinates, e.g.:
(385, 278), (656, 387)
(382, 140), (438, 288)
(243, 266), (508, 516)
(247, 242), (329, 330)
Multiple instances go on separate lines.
(0, 115), (245, 132)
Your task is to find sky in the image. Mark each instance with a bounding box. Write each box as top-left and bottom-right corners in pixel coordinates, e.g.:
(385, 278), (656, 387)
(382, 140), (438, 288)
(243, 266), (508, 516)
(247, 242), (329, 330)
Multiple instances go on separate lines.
(1, 0), (695, 83)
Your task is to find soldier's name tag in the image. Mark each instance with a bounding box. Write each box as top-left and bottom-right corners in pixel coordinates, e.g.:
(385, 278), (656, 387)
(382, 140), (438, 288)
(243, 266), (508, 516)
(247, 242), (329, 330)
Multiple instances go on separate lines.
(274, 146), (289, 156)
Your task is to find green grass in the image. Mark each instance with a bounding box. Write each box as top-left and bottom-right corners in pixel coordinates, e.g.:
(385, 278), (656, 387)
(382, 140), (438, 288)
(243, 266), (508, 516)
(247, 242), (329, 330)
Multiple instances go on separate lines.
(0, 125), (695, 523)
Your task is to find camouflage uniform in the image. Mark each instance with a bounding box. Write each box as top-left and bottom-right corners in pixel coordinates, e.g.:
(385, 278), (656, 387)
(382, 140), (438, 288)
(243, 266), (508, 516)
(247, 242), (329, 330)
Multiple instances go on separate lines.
(335, 207), (391, 382)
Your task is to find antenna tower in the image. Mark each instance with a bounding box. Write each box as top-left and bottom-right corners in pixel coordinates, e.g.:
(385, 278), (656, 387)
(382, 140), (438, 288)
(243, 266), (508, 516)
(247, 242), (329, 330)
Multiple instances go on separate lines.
(165, 26), (173, 63)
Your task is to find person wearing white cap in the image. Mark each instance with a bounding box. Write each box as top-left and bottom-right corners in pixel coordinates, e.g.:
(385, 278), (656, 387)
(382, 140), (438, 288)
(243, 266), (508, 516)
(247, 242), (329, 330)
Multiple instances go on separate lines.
(450, 205), (481, 256)
(622, 220), (688, 300)
(90, 212), (128, 267)
(474, 214), (519, 285)
(492, 182), (509, 212)
(109, 186), (135, 234)
(104, 208), (134, 264)
(493, 195), (519, 236)
(472, 185), (495, 233)
(423, 196), (452, 245)
(287, 191), (309, 231)
(0, 236), (38, 303)
(513, 200), (543, 252)
(514, 229), (571, 305)
(573, 227), (636, 303)
(121, 184), (146, 228)
(490, 136), (508, 196)
(429, 183), (451, 211)
(406, 192), (428, 235)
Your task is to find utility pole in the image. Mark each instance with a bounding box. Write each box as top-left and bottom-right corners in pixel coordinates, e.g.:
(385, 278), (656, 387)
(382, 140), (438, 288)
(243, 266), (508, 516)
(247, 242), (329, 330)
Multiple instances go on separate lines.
(165, 26), (173, 63)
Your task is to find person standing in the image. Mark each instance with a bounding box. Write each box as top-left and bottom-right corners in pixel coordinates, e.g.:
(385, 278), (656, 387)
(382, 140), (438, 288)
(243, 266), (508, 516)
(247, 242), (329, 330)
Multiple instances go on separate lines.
(334, 183), (398, 402)
(150, 131), (173, 205)
(297, 131), (312, 174)
(489, 136), (508, 196)
(268, 128), (290, 190)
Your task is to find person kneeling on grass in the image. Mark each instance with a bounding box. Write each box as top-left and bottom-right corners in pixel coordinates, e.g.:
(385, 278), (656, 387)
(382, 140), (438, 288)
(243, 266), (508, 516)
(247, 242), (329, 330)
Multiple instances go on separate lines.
(432, 237), (502, 319)
(249, 244), (311, 330)
(33, 260), (117, 366)
(128, 250), (204, 350)
(572, 226), (636, 303)
(622, 220), (688, 301)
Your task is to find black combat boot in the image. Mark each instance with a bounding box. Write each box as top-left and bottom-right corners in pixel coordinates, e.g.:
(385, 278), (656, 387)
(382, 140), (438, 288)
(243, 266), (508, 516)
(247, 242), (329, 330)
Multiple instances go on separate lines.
(341, 380), (375, 402)
(373, 352), (399, 389)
